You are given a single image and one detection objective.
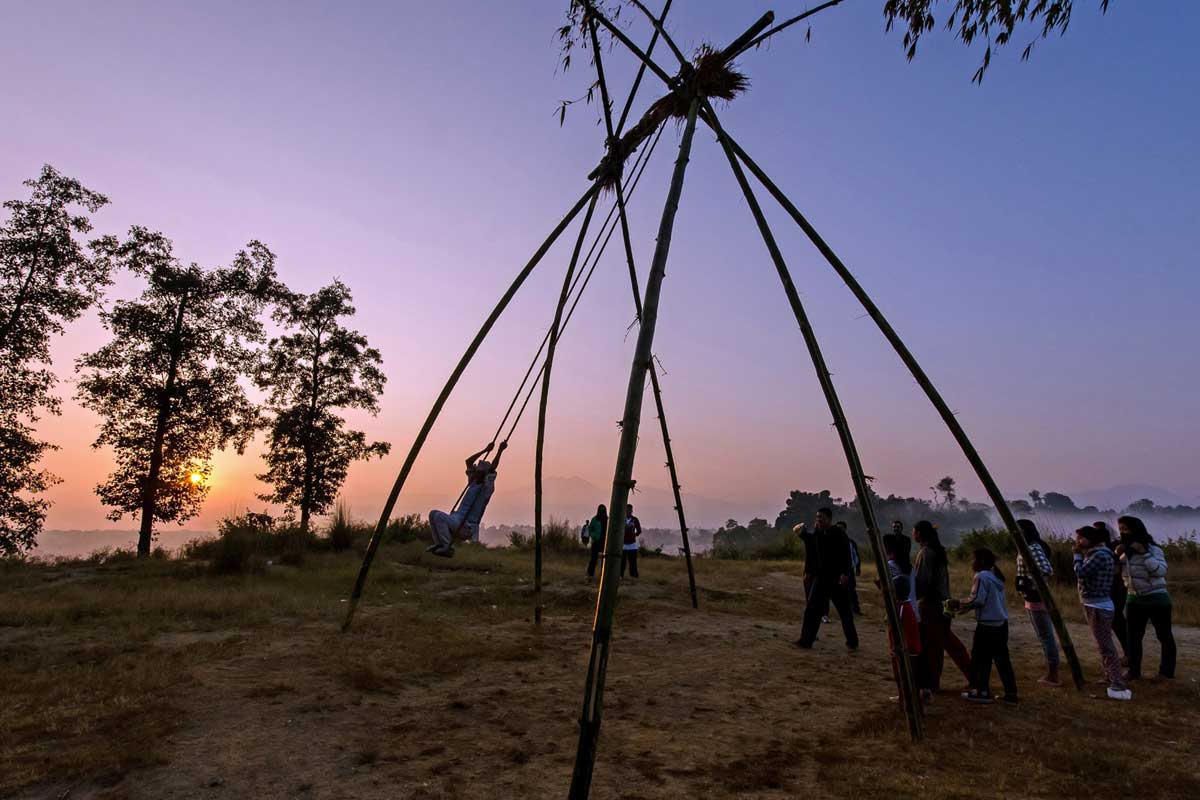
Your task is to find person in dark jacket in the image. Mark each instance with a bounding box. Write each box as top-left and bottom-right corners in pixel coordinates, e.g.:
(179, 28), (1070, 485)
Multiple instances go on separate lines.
(584, 504), (607, 581)
(913, 520), (972, 691)
(796, 508), (859, 650)
(621, 504), (642, 579)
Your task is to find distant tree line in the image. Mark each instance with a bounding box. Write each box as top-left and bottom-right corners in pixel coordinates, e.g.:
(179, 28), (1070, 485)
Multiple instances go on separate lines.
(712, 480), (994, 555)
(0, 166), (389, 557)
(1013, 490), (1200, 519)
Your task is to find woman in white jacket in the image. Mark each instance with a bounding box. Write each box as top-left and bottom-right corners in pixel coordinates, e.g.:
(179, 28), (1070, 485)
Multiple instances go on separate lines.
(1117, 515), (1176, 681)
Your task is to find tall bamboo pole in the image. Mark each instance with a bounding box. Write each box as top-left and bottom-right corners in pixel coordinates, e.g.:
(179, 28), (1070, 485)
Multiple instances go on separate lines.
(705, 100), (923, 741)
(719, 130), (1086, 690)
(535, 192), (601, 625)
(589, 15), (699, 608)
(569, 97), (701, 800)
(342, 183), (600, 632)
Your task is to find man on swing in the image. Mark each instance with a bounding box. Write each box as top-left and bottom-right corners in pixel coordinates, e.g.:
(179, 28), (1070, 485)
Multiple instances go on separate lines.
(427, 442), (506, 557)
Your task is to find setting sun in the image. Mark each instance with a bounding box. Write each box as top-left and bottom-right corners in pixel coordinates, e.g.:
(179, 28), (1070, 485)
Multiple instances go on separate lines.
(189, 473), (203, 485)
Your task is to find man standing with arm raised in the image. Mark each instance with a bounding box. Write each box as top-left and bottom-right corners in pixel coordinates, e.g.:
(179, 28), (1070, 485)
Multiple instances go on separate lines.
(797, 507), (859, 650)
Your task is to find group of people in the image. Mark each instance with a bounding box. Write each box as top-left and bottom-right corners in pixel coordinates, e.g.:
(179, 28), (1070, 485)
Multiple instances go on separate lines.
(795, 509), (1178, 707)
(582, 504), (643, 581)
(1017, 516), (1178, 700)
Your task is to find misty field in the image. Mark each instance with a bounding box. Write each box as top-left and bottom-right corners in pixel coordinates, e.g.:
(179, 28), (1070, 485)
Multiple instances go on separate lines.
(2, 539), (1198, 800)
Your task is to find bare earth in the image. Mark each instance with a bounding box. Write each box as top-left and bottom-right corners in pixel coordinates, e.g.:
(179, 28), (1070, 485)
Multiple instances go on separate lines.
(9, 557), (1200, 800)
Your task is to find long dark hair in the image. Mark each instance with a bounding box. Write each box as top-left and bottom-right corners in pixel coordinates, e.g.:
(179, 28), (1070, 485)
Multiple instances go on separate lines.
(1016, 518), (1044, 548)
(913, 520), (946, 566)
(1093, 521), (1114, 547)
(884, 533), (913, 575)
(594, 504), (608, 528)
(974, 546), (1005, 583)
(1117, 515), (1155, 548)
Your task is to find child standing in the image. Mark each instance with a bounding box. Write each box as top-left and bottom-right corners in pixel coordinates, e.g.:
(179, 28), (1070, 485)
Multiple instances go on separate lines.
(1074, 526), (1132, 701)
(1014, 519), (1061, 686)
(951, 547), (1018, 705)
(883, 533), (930, 705)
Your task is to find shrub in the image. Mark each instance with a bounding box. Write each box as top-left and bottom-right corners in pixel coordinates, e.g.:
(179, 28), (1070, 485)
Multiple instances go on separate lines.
(384, 513), (430, 545)
(508, 530), (531, 549)
(209, 516), (269, 575)
(328, 501), (356, 552)
(952, 528), (1016, 560)
(543, 518), (582, 553)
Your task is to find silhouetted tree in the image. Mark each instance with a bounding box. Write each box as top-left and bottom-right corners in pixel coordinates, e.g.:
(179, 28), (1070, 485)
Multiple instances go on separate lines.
(0, 165), (112, 555)
(1009, 499), (1034, 514)
(76, 229), (277, 556)
(884, 0), (1112, 82)
(1040, 491), (1078, 512)
(1029, 489), (1043, 510)
(932, 475), (957, 507)
(254, 280), (389, 534)
(1125, 498), (1156, 515)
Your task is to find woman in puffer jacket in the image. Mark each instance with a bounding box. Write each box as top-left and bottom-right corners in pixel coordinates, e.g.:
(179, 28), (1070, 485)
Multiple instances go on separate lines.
(1117, 515), (1176, 681)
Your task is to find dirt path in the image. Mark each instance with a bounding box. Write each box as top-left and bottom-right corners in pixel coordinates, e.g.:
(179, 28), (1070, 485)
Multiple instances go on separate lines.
(19, 570), (1200, 800)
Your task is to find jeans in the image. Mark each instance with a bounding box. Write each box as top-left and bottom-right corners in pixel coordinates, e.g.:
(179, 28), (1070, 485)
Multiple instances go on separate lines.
(429, 509), (465, 549)
(586, 538), (603, 577)
(1084, 605), (1125, 689)
(620, 549), (639, 578)
(1112, 588), (1129, 655)
(799, 579), (858, 648)
(1126, 601), (1176, 679)
(918, 610), (973, 691)
(1026, 607), (1061, 669)
(970, 621), (1017, 698)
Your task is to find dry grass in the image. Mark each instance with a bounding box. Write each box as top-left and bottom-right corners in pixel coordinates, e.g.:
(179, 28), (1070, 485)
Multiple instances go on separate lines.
(1, 541), (1196, 799)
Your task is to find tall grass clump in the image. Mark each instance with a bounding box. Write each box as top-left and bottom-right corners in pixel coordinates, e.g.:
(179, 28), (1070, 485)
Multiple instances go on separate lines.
(328, 501), (356, 552)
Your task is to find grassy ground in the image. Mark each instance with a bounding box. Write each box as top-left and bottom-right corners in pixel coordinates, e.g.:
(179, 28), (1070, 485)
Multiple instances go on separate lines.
(2, 543), (1198, 799)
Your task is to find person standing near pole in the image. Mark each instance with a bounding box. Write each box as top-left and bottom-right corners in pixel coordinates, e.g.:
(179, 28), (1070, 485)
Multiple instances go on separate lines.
(796, 508), (859, 651)
(1074, 526), (1132, 701)
(584, 504), (607, 582)
(621, 503), (642, 580)
(913, 520), (972, 691)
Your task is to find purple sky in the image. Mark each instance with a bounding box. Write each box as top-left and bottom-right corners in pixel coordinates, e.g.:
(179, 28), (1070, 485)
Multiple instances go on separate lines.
(4, 1), (1198, 532)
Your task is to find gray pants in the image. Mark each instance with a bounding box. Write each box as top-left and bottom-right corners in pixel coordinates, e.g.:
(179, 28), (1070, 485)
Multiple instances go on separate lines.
(429, 510), (466, 549)
(1026, 607), (1060, 668)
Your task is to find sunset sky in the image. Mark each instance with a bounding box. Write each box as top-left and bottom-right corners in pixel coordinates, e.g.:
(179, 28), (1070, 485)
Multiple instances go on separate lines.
(3, 1), (1198, 536)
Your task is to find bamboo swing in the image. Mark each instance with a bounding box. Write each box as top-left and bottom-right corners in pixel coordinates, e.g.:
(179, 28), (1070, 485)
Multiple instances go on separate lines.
(343, 2), (1087, 797)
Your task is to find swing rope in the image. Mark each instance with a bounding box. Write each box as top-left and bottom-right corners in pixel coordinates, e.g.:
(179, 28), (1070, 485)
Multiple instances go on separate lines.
(483, 119), (668, 451)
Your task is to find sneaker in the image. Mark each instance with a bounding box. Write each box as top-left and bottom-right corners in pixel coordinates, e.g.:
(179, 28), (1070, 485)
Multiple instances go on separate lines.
(962, 689), (993, 704)
(821, 616), (832, 624)
(430, 545), (454, 558)
(1107, 686), (1132, 701)
(1000, 695), (1019, 706)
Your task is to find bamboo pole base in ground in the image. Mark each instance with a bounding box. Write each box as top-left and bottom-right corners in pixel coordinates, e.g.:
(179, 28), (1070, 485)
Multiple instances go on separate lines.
(569, 97), (701, 800)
